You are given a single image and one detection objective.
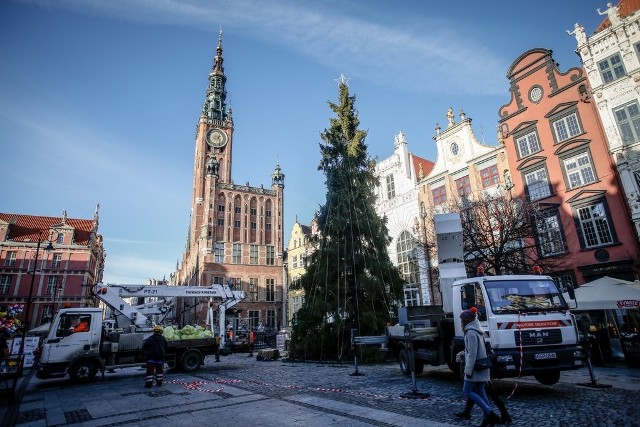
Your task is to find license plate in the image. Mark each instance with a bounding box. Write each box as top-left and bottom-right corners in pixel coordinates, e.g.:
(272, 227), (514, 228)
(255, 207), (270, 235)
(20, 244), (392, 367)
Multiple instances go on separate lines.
(534, 352), (557, 360)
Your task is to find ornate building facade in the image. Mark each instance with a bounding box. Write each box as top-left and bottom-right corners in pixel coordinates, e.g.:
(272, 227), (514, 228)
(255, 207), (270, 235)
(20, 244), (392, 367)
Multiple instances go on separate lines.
(0, 207), (105, 328)
(498, 47), (638, 285)
(571, 0), (640, 240)
(173, 32), (286, 332)
(416, 109), (510, 302)
(373, 131), (434, 306)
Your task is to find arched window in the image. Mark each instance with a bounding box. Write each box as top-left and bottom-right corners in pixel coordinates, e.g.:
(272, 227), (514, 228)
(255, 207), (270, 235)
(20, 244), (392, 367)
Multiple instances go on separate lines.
(396, 230), (420, 306)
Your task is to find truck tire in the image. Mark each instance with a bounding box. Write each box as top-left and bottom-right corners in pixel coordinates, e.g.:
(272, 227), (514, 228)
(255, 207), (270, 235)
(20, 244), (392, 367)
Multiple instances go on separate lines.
(69, 359), (97, 383)
(399, 348), (411, 376)
(398, 348), (423, 375)
(181, 350), (203, 372)
(534, 370), (560, 385)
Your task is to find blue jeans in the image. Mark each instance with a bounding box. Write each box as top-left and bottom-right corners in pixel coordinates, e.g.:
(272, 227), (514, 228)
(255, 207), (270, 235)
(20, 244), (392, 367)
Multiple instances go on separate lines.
(463, 380), (492, 415)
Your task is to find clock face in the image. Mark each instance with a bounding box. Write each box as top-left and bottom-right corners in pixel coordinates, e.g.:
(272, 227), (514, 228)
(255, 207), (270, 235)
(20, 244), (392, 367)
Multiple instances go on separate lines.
(207, 128), (227, 148)
(530, 86), (543, 103)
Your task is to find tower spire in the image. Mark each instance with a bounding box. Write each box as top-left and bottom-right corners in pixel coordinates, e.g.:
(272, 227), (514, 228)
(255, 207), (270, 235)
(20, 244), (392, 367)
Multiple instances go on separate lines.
(202, 27), (228, 122)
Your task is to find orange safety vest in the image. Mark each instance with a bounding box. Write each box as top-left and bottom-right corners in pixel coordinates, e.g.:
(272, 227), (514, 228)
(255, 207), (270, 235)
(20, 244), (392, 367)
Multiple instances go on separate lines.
(249, 330), (255, 344)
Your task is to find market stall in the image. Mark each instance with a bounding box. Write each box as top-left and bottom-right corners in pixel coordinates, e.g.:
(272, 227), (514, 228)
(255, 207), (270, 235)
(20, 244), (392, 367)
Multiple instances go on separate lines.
(570, 276), (640, 367)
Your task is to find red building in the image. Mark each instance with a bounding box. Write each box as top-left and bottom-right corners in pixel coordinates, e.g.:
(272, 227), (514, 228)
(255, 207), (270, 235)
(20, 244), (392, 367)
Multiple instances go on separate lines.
(0, 207), (105, 331)
(173, 31), (285, 333)
(498, 48), (639, 287)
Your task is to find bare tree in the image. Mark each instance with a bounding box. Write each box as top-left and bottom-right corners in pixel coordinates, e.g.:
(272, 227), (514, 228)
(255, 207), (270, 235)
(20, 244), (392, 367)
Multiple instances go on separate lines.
(457, 193), (573, 276)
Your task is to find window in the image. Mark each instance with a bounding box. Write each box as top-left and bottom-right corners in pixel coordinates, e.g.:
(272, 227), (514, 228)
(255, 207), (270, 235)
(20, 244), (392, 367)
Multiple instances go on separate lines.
(432, 185), (447, 205)
(217, 204), (225, 212)
(396, 231), (419, 285)
(248, 310), (259, 329)
(250, 245), (258, 265)
(5, 251), (17, 266)
(0, 275), (10, 294)
(250, 208), (257, 216)
(577, 202), (614, 248)
(214, 242), (224, 263)
(563, 152), (596, 188)
(251, 222), (257, 229)
(234, 206), (241, 214)
(524, 167), (551, 201)
(480, 165), (500, 188)
(598, 53), (626, 84)
(386, 175), (396, 199)
(47, 276), (60, 295)
(232, 243), (242, 264)
(552, 112), (581, 142)
(266, 279), (275, 302)
(536, 213), (565, 256)
(456, 176), (471, 197)
(404, 284), (421, 307)
(249, 278), (259, 302)
(265, 210), (272, 217)
(213, 276), (224, 286)
(234, 220), (241, 228)
(292, 255), (298, 269)
(217, 218), (224, 226)
(515, 130), (541, 158)
(266, 309), (276, 329)
(265, 223), (271, 231)
(266, 246), (275, 266)
(614, 101), (640, 144)
(52, 253), (62, 268)
(552, 273), (575, 294)
(56, 234), (64, 244)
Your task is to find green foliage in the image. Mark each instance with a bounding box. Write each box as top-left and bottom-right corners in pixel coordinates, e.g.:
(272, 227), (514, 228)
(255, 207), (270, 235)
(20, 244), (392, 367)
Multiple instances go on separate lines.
(289, 81), (405, 361)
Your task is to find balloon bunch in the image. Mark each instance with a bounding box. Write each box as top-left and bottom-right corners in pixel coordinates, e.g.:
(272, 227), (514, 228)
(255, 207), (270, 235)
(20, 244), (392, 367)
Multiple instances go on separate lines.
(0, 303), (24, 336)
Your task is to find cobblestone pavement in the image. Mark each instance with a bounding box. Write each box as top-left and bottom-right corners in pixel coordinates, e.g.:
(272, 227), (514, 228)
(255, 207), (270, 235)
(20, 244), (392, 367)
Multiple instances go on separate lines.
(3, 354), (639, 427)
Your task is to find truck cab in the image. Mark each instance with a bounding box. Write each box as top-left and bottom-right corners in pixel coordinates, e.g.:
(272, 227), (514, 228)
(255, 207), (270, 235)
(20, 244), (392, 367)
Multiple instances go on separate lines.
(36, 308), (105, 381)
(452, 275), (584, 385)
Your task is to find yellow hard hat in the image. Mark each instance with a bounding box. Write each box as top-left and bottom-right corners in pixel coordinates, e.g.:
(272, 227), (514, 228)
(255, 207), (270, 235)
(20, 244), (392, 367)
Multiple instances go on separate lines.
(153, 325), (163, 332)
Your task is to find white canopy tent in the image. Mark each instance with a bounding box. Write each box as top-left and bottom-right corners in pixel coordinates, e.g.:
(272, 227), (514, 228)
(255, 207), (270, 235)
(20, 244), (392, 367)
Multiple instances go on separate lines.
(571, 276), (640, 311)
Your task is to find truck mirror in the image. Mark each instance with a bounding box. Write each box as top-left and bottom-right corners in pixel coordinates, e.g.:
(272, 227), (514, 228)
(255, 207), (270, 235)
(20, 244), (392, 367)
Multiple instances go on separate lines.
(567, 284), (576, 300)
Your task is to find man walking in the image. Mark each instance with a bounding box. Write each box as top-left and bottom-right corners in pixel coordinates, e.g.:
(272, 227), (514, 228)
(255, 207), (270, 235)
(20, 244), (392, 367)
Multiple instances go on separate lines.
(143, 325), (168, 388)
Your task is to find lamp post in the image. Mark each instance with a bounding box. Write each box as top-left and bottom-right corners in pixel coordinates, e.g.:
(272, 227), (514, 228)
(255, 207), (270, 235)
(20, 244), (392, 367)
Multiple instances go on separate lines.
(18, 230), (57, 373)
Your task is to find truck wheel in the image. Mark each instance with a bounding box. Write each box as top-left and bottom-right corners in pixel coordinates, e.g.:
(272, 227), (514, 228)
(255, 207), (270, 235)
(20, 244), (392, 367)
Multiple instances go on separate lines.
(69, 360), (97, 383)
(534, 370), (560, 386)
(398, 348), (411, 376)
(181, 350), (203, 372)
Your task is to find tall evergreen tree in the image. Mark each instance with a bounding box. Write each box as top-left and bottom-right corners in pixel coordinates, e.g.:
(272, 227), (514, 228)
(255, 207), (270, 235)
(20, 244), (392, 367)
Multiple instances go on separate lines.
(289, 79), (405, 361)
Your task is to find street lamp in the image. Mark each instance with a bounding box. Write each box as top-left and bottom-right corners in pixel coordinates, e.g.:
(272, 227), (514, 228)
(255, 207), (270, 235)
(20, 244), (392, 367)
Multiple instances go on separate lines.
(18, 229), (58, 373)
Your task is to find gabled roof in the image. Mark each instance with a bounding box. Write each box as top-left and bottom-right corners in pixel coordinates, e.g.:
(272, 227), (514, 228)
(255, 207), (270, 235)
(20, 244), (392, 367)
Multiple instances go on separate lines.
(595, 0), (640, 32)
(0, 213), (95, 245)
(411, 154), (435, 180)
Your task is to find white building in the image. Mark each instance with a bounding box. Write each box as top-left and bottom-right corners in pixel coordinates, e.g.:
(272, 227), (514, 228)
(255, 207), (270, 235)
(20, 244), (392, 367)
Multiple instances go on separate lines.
(373, 131), (434, 306)
(572, 1), (640, 239)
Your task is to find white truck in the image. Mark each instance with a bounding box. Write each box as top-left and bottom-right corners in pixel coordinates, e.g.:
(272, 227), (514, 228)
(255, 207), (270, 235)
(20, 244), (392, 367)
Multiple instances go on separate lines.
(385, 213), (584, 385)
(35, 283), (245, 382)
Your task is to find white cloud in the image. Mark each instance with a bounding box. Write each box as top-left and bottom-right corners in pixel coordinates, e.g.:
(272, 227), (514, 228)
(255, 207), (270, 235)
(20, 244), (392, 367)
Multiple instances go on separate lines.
(23, 0), (507, 95)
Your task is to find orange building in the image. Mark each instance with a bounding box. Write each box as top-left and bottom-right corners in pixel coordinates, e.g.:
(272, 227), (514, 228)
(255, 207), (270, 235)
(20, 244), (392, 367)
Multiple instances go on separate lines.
(0, 207), (105, 329)
(173, 31), (285, 332)
(498, 48), (639, 287)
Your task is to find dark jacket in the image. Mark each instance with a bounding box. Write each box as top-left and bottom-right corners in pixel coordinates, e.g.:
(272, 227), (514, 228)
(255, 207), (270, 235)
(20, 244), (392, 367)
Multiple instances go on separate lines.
(143, 332), (168, 362)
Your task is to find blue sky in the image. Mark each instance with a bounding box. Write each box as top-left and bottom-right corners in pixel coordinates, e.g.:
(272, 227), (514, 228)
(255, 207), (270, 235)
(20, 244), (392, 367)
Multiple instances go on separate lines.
(1, 0), (606, 284)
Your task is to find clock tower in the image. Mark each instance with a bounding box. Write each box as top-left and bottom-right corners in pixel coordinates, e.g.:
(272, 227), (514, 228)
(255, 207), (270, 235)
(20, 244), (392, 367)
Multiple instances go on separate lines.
(176, 31), (286, 334)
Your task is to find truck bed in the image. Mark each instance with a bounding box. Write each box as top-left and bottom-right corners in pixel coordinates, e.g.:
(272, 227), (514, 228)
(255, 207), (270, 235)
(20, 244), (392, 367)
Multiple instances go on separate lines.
(167, 337), (217, 348)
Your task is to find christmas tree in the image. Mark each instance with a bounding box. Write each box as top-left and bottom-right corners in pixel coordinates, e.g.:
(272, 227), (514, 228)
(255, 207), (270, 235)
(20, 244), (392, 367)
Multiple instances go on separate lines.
(289, 77), (405, 361)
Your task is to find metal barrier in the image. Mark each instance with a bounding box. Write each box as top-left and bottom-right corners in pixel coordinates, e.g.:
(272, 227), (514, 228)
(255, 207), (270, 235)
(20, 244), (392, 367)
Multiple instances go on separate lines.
(350, 330), (388, 376)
